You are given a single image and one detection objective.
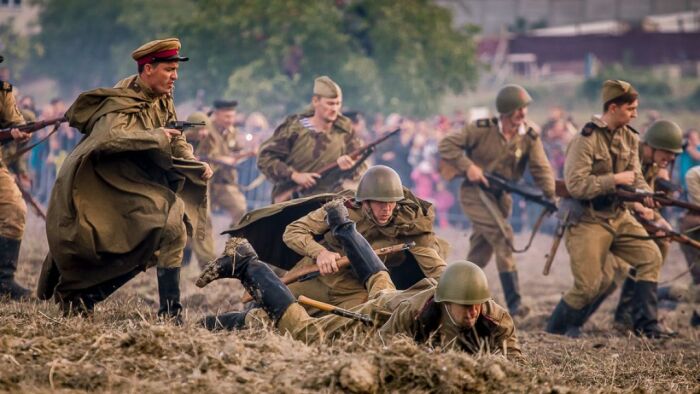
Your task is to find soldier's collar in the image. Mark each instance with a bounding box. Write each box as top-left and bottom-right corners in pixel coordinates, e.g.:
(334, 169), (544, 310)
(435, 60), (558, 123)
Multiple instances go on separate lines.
(134, 75), (161, 100)
(590, 115), (609, 130)
(497, 117), (527, 136)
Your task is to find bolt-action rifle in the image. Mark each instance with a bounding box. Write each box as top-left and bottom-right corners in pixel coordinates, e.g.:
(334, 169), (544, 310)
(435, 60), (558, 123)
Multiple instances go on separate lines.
(297, 295), (373, 325)
(272, 128), (400, 203)
(0, 116), (67, 145)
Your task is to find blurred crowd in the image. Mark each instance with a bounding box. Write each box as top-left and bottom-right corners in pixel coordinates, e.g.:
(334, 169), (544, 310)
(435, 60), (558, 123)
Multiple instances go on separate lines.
(12, 90), (698, 232)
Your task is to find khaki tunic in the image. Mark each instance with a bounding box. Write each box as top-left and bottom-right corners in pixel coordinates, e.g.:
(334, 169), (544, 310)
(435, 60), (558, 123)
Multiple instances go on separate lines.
(257, 109), (366, 202)
(438, 117), (554, 272)
(39, 75), (208, 300)
(680, 167), (700, 314)
(0, 82), (27, 240)
(283, 188), (446, 309)
(562, 117), (662, 309)
(269, 272), (521, 358)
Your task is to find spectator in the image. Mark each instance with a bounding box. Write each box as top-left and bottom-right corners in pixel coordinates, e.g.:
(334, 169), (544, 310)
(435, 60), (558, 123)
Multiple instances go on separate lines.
(679, 128), (700, 192)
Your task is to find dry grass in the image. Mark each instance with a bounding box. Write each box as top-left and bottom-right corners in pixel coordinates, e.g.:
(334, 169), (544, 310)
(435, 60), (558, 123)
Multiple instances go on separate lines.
(4, 212), (699, 392)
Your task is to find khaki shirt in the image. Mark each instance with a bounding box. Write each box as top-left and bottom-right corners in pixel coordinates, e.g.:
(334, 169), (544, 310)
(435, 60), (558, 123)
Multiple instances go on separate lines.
(0, 82), (26, 168)
(258, 110), (365, 199)
(283, 188), (446, 288)
(564, 116), (649, 219)
(186, 122), (239, 184)
(686, 166), (700, 205)
(438, 117), (555, 198)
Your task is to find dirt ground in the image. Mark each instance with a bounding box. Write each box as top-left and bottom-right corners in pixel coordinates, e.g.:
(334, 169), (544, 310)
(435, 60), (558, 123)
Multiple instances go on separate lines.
(3, 212), (699, 393)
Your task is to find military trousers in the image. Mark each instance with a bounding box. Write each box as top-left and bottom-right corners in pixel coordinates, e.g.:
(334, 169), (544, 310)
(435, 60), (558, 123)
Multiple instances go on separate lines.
(563, 210), (662, 309)
(211, 183), (246, 228)
(0, 166), (26, 240)
(459, 185), (515, 273)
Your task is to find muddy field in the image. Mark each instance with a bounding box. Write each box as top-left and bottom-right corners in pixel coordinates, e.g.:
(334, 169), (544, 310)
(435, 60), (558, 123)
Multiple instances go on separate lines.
(2, 212), (699, 393)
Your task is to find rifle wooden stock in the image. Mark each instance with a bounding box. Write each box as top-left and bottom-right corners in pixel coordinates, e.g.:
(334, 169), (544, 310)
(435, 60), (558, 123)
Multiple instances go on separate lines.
(543, 210), (569, 276)
(272, 128), (400, 203)
(0, 116), (67, 144)
(240, 242), (414, 303)
(298, 295), (373, 325)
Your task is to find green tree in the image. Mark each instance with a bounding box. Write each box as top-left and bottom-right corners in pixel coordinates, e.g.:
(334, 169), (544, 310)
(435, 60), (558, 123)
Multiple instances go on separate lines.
(30, 0), (478, 117)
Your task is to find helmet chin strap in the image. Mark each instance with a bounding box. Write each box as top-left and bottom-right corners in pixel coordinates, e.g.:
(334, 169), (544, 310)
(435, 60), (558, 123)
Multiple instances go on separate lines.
(442, 303), (460, 327)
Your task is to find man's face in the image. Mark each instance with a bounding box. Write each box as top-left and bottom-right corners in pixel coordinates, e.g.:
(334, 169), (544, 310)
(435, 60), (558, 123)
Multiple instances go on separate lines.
(445, 302), (482, 329)
(366, 200), (396, 225)
(213, 109), (236, 129)
(610, 100), (638, 126)
(652, 148), (677, 168)
(312, 96), (342, 123)
(142, 61), (179, 95)
(506, 106), (528, 127)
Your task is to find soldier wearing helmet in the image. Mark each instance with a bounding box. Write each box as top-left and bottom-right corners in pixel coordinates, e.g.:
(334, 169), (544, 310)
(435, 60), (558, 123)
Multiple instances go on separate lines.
(198, 202), (521, 358)
(438, 84), (555, 318)
(280, 165), (447, 310)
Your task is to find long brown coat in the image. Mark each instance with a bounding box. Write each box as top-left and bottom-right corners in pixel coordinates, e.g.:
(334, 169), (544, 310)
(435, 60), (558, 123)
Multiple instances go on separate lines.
(38, 75), (208, 298)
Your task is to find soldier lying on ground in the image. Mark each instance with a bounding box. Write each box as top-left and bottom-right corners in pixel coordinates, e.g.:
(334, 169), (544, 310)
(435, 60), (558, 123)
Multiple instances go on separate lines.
(197, 201), (521, 359)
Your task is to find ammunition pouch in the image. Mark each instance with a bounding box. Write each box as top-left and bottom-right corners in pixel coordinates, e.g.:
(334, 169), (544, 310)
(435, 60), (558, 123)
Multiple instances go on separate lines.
(587, 194), (619, 212)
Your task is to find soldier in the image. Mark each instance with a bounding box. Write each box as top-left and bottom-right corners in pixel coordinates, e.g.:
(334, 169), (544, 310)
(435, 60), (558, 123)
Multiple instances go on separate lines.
(681, 166), (700, 327)
(438, 84), (555, 317)
(546, 80), (671, 338)
(0, 54), (32, 299)
(197, 201), (521, 359)
(206, 99), (248, 227)
(611, 119), (683, 329)
(202, 165), (447, 329)
(257, 76), (366, 203)
(37, 38), (212, 318)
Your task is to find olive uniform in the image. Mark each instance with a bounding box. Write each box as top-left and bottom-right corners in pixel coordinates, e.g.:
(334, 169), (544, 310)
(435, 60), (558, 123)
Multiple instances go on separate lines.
(0, 77), (31, 298)
(438, 107), (555, 315)
(38, 38), (207, 317)
(257, 77), (366, 202)
(283, 187), (447, 310)
(547, 94), (667, 337)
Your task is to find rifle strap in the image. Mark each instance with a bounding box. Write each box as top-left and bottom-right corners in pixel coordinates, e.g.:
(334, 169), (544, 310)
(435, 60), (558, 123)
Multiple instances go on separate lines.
(476, 188), (548, 253)
(4, 123), (60, 165)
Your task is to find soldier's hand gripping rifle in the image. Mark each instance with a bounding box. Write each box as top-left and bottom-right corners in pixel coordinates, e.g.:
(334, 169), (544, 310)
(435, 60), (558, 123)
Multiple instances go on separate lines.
(273, 128), (401, 203)
(0, 116), (67, 145)
(240, 242), (415, 303)
(298, 295), (373, 325)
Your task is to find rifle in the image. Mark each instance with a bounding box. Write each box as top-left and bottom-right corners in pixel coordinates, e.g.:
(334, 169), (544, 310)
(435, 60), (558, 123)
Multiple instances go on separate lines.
(240, 242), (414, 303)
(655, 178), (681, 194)
(543, 210), (568, 276)
(484, 173), (557, 213)
(555, 179), (700, 214)
(635, 215), (700, 250)
(272, 128), (400, 203)
(297, 295), (373, 325)
(165, 120), (206, 132)
(15, 177), (46, 221)
(437, 160), (557, 213)
(0, 116), (67, 145)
